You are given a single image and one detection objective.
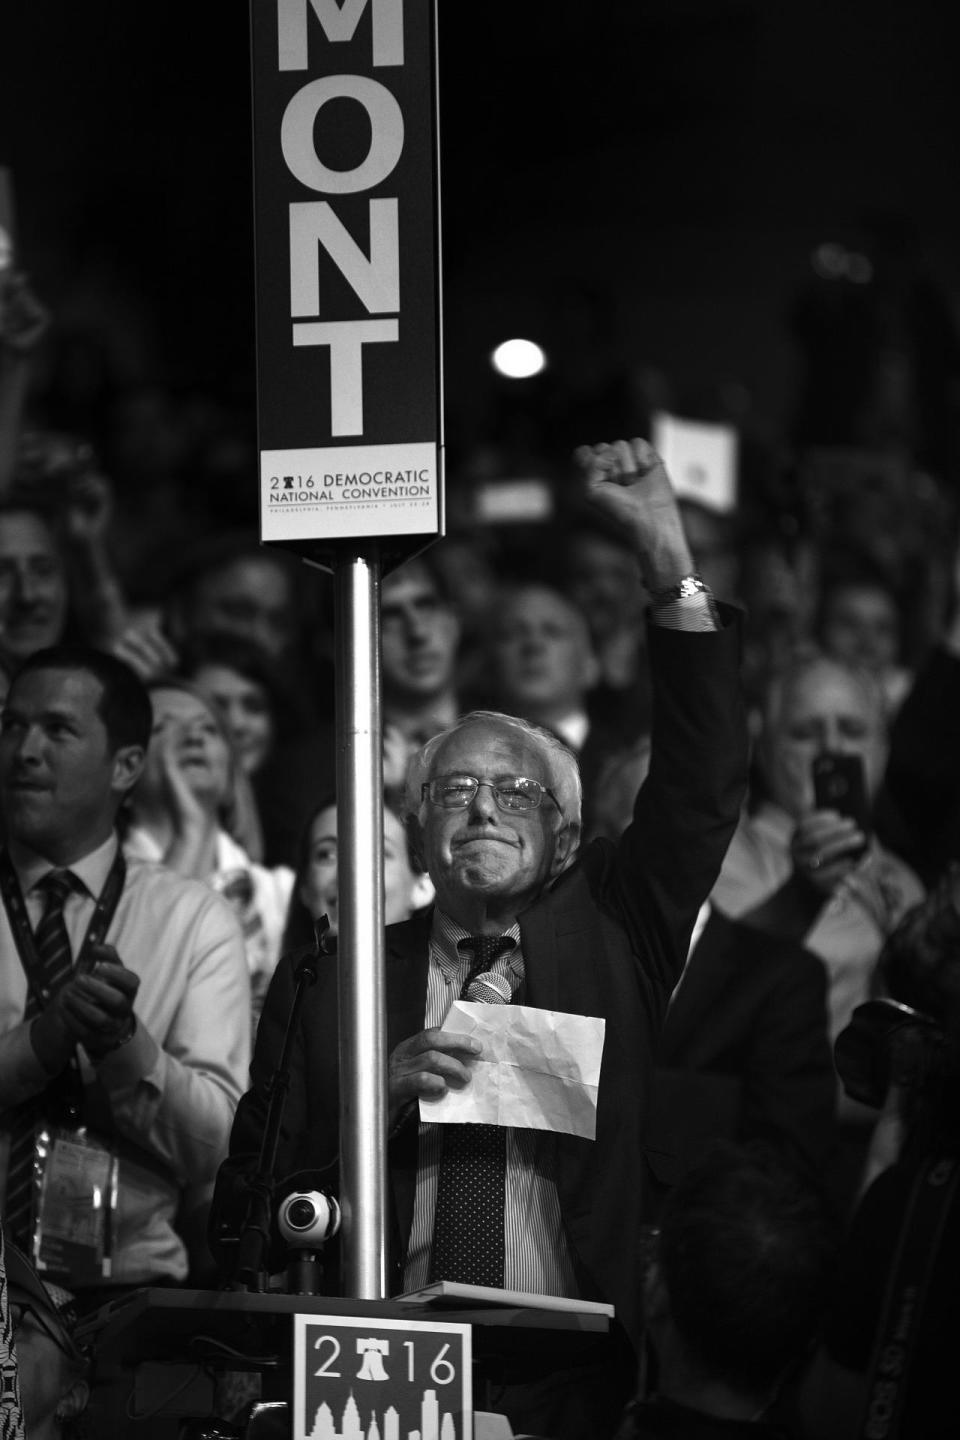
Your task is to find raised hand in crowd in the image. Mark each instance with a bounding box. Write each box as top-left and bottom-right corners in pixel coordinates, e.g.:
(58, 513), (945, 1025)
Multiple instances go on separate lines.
(789, 806), (870, 899)
(112, 612), (181, 683)
(572, 437), (695, 591)
(134, 693), (223, 882)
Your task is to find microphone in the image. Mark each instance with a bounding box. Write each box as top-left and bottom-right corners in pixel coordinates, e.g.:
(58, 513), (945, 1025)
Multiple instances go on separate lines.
(278, 1189), (341, 1295)
(464, 971), (512, 1005)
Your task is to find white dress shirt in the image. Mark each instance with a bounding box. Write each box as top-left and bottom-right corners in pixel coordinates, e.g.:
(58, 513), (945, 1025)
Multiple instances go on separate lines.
(0, 833), (251, 1285)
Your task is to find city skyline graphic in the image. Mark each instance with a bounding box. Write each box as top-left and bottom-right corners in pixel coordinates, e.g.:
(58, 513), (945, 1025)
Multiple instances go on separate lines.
(294, 1315), (470, 1440)
(308, 1387), (458, 1440)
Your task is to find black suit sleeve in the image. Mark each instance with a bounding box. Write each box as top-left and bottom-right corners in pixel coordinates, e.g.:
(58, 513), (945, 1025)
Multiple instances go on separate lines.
(652, 921), (837, 1192)
(583, 604), (749, 1000)
(737, 941), (837, 1180)
(877, 646), (960, 882)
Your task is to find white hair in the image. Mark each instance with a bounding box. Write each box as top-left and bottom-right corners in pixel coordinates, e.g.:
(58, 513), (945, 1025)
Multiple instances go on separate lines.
(403, 709), (583, 833)
(763, 650), (889, 736)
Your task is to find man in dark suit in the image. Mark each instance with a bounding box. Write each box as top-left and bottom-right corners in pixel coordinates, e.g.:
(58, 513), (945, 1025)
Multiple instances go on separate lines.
(214, 438), (748, 1439)
(649, 904), (839, 1207)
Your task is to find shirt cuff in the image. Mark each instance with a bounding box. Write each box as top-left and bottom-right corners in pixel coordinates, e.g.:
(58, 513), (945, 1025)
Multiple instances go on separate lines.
(647, 590), (720, 631)
(90, 1017), (162, 1091)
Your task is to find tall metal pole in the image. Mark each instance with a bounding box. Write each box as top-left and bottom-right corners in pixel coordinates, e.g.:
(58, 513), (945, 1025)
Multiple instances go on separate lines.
(334, 541), (388, 1299)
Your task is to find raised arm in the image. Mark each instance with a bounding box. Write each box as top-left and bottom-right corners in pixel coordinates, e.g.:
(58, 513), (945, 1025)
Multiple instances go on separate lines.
(572, 438), (748, 992)
(573, 438), (704, 603)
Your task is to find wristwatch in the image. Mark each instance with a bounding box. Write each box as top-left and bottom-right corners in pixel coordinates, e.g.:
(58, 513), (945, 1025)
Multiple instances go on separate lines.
(647, 573), (710, 604)
(92, 1014), (138, 1060)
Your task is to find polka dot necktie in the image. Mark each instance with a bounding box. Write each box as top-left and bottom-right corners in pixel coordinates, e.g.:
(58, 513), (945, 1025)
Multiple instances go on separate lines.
(3, 870), (79, 1253)
(429, 934), (517, 1289)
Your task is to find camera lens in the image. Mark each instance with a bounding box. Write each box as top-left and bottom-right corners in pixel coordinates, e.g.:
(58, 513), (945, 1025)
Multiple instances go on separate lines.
(286, 1197), (317, 1230)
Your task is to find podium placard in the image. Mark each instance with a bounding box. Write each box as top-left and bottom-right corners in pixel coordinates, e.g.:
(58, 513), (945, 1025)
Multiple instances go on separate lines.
(294, 1313), (471, 1440)
(78, 1287), (611, 1434)
(250, 0), (444, 569)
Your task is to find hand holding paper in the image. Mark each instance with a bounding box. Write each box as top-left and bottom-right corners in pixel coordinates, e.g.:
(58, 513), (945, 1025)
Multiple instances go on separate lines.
(419, 1002), (605, 1140)
(387, 1025), (483, 1127)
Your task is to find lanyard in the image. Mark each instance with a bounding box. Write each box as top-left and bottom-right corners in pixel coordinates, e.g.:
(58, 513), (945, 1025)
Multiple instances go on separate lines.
(0, 847), (127, 1009)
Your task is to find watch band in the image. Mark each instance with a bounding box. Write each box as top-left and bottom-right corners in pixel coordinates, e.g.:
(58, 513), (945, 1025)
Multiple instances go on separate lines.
(647, 572), (721, 630)
(90, 1014), (138, 1063)
(647, 573), (709, 605)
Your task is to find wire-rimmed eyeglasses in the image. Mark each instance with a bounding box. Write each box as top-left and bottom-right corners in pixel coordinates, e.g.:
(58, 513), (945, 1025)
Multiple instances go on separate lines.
(422, 774), (560, 813)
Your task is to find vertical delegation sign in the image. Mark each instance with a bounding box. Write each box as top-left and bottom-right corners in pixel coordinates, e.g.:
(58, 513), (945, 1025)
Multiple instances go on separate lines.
(251, 0), (443, 563)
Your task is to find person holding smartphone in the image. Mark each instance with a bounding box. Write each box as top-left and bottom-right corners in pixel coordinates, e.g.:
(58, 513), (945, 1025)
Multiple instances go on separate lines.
(709, 652), (924, 1214)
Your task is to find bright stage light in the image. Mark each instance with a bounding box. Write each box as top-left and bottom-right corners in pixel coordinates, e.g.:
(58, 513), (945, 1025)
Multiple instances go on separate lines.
(491, 338), (547, 379)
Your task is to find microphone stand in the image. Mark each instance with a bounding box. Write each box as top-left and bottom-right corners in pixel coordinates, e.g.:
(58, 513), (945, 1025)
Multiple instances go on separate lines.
(231, 916), (331, 1291)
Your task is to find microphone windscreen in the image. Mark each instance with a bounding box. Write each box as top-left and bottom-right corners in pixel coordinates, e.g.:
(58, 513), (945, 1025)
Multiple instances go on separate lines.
(464, 971), (512, 1005)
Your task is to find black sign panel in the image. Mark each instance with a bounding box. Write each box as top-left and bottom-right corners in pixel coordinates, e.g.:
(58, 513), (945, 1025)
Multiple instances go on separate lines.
(250, 0), (443, 566)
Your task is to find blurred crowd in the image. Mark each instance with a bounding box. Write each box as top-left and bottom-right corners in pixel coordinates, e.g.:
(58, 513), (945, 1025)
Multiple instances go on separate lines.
(3, 210), (960, 1440)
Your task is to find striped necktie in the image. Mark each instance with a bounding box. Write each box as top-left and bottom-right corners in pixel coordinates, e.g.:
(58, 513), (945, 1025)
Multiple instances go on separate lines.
(3, 870), (79, 1253)
(428, 933), (516, 1289)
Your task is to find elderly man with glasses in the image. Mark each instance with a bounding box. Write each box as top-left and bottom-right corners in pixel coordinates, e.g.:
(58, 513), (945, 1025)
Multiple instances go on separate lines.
(214, 439), (748, 1440)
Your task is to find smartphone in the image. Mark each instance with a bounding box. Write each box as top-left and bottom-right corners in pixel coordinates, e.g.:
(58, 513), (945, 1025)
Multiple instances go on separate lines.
(811, 751), (871, 855)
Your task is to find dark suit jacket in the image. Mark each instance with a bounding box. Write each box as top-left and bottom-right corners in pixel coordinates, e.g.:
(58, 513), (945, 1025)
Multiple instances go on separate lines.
(875, 645), (960, 885)
(646, 910), (838, 1206)
(214, 614), (747, 1357)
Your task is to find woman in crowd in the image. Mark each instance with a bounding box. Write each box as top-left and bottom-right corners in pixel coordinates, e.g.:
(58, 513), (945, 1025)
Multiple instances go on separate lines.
(280, 793), (435, 953)
(179, 631), (295, 865)
(123, 676), (294, 1032)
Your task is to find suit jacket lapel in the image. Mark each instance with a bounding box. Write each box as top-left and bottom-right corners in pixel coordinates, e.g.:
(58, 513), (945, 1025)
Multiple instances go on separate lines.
(385, 907), (433, 1047)
(521, 867), (600, 1016)
(520, 889), (566, 1012)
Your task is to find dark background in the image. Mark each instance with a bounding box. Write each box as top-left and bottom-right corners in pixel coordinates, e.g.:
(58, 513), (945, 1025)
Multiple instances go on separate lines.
(2, 0), (958, 502)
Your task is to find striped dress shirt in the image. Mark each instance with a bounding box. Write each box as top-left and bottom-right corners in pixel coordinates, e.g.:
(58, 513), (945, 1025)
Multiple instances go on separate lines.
(402, 909), (578, 1297)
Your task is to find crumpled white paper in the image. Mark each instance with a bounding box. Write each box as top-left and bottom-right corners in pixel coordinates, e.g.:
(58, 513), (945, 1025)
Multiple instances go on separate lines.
(418, 1001), (605, 1140)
